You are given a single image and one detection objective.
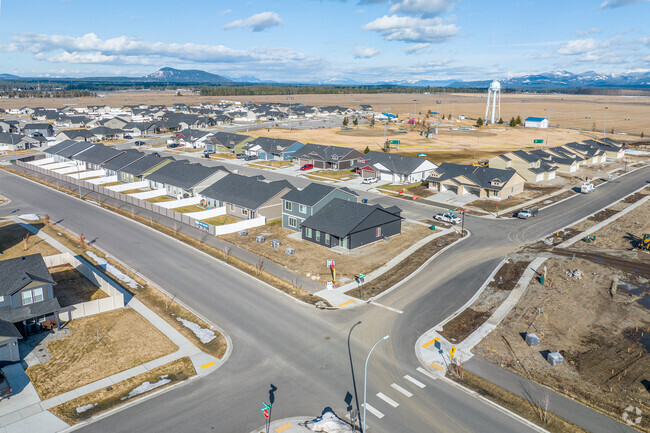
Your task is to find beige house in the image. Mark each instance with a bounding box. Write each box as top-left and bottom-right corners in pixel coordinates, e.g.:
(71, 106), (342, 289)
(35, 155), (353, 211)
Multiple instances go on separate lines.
(489, 150), (557, 183)
(427, 163), (526, 199)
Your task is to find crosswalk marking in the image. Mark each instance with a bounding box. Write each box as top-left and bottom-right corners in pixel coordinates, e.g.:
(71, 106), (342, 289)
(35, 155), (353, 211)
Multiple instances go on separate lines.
(362, 403), (385, 419)
(376, 392), (399, 408)
(390, 383), (413, 397)
(404, 375), (426, 388)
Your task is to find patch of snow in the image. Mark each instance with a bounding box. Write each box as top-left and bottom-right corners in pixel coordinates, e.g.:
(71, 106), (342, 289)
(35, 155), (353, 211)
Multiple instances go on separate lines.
(86, 200), (101, 206)
(121, 376), (171, 400)
(18, 214), (39, 221)
(305, 410), (354, 433)
(625, 149), (650, 156)
(76, 403), (97, 414)
(86, 251), (138, 289)
(176, 317), (216, 344)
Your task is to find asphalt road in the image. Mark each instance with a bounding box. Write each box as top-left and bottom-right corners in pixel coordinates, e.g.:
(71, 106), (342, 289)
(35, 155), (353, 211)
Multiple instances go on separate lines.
(0, 165), (648, 433)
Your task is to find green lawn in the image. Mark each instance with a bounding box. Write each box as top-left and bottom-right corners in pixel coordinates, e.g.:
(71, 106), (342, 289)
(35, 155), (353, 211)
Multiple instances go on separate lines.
(201, 215), (239, 226)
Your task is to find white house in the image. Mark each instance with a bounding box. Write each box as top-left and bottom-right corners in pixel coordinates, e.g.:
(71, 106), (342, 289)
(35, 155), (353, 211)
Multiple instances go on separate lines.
(524, 117), (549, 129)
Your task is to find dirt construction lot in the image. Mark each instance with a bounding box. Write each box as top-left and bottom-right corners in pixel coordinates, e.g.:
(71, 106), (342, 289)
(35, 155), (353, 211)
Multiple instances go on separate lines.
(221, 221), (433, 288)
(474, 256), (650, 432)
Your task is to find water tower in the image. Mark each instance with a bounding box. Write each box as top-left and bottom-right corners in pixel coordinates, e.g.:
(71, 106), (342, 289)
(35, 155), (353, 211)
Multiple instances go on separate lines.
(484, 80), (501, 124)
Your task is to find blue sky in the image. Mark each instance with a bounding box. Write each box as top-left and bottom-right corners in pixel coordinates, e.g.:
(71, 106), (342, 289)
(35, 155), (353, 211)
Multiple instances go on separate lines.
(1, 0), (649, 81)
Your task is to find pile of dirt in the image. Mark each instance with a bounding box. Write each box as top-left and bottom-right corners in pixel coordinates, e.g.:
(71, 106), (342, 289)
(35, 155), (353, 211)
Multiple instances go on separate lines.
(587, 208), (619, 223)
(439, 309), (491, 343)
(488, 260), (530, 291)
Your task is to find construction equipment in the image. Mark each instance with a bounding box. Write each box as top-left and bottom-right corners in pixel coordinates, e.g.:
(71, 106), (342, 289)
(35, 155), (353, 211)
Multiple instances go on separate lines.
(638, 233), (650, 251)
(472, 160), (488, 167)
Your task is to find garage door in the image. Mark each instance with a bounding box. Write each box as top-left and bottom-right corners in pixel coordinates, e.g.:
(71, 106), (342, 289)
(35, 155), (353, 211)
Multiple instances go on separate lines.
(465, 186), (481, 196)
(361, 168), (376, 178)
(547, 171), (556, 180)
(441, 184), (458, 194)
(380, 172), (393, 182)
(0, 342), (13, 361)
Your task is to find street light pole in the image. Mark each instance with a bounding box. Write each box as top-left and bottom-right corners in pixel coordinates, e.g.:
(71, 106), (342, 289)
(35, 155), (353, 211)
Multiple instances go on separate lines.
(522, 100), (528, 129)
(603, 106), (608, 138)
(363, 335), (389, 433)
(544, 108), (554, 151)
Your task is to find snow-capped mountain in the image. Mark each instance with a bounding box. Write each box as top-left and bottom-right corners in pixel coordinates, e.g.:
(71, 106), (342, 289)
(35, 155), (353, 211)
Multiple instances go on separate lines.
(143, 67), (232, 84)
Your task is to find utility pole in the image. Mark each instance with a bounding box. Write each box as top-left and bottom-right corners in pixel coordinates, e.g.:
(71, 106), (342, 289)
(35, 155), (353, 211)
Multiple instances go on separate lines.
(450, 100), (457, 147)
(544, 108), (554, 150)
(413, 99), (418, 128)
(603, 106), (608, 138)
(522, 99), (528, 129)
(435, 100), (441, 140)
(288, 95), (294, 132)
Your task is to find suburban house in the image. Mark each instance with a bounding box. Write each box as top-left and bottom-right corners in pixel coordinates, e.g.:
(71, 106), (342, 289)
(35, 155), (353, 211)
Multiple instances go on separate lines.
(488, 150), (558, 183)
(117, 154), (173, 183)
(427, 163), (526, 199)
(281, 183), (358, 231)
(171, 129), (213, 148)
(0, 133), (40, 151)
(0, 120), (19, 133)
(291, 143), (364, 170)
(55, 129), (96, 142)
(101, 149), (146, 177)
(300, 199), (402, 250)
(0, 254), (63, 361)
(22, 123), (54, 137)
(72, 144), (124, 171)
(124, 122), (160, 137)
(45, 140), (94, 163)
(524, 117), (549, 128)
(88, 126), (125, 141)
(534, 147), (584, 172)
(564, 142), (607, 165)
(243, 137), (304, 161)
(205, 131), (252, 154)
(199, 174), (293, 220)
(355, 152), (438, 183)
(582, 139), (625, 160)
(98, 117), (130, 130)
(146, 160), (228, 198)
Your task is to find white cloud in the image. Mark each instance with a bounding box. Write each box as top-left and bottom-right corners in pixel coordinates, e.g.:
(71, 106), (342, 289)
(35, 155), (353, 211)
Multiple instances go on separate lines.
(353, 46), (381, 58)
(220, 9), (232, 16)
(576, 27), (602, 36)
(600, 0), (648, 8)
(223, 12), (283, 32)
(404, 42), (430, 54)
(46, 51), (116, 64)
(557, 38), (598, 55)
(363, 15), (459, 43)
(390, 0), (459, 16)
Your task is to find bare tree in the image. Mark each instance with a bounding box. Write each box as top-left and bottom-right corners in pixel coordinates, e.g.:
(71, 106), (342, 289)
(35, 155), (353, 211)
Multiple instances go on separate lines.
(79, 233), (87, 248)
(166, 293), (177, 310)
(44, 214), (50, 226)
(23, 233), (30, 251)
(256, 259), (264, 275)
(223, 246), (231, 261)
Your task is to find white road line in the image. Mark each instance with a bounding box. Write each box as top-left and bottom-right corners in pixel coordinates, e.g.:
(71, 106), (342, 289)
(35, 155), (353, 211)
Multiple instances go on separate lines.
(376, 392), (399, 408)
(391, 383), (413, 397)
(404, 375), (426, 388)
(362, 403), (385, 419)
(417, 366), (440, 381)
(369, 301), (403, 314)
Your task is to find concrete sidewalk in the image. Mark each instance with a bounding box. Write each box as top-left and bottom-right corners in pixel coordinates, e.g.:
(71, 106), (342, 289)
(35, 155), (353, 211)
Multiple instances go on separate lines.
(0, 217), (223, 433)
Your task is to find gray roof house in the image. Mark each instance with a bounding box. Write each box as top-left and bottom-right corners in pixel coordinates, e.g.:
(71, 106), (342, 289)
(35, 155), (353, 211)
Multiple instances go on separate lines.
(73, 144), (124, 170)
(22, 123), (54, 137)
(243, 137), (304, 161)
(291, 143), (364, 170)
(55, 129), (96, 142)
(42, 139), (78, 157)
(0, 254), (62, 360)
(117, 154), (173, 183)
(101, 150), (147, 176)
(300, 199), (402, 250)
(427, 163), (526, 199)
(146, 160), (228, 197)
(199, 174), (294, 220)
(281, 183), (357, 231)
(50, 141), (95, 162)
(356, 152), (438, 184)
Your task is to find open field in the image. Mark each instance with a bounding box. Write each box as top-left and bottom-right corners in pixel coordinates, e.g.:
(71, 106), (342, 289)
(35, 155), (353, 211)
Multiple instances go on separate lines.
(221, 221), (433, 287)
(26, 308), (178, 400)
(50, 357), (195, 425)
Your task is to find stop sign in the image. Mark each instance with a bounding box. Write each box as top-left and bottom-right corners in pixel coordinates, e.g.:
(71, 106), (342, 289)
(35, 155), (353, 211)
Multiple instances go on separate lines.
(263, 409), (269, 419)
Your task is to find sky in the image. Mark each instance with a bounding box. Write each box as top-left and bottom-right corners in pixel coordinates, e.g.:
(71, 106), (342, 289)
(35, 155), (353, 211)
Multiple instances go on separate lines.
(0, 0), (649, 82)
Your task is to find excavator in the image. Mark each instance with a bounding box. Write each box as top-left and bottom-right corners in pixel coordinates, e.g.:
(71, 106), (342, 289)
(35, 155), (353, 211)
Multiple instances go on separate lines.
(638, 233), (650, 251)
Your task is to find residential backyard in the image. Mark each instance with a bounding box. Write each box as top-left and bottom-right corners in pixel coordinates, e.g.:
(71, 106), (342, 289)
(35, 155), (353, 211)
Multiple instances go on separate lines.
(0, 221), (60, 259)
(51, 265), (109, 306)
(146, 195), (175, 203)
(201, 215), (239, 226)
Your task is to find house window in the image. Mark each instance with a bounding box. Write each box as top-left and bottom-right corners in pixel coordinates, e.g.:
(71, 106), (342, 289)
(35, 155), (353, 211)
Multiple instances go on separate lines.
(298, 204), (307, 214)
(0, 296), (4, 302)
(21, 290), (33, 305)
(230, 203), (235, 211)
(376, 227), (382, 237)
(242, 208), (248, 216)
(284, 201), (292, 211)
(33, 287), (44, 303)
(305, 228), (312, 238)
(288, 217), (297, 228)
(316, 231), (321, 241)
(250, 210), (256, 218)
(325, 233), (330, 244)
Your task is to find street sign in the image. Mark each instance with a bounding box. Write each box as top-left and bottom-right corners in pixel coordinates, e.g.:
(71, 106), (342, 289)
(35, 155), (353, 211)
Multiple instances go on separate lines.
(263, 409), (269, 419)
(196, 221), (209, 231)
(533, 139), (544, 144)
(261, 402), (271, 412)
(388, 140), (400, 144)
(450, 346), (456, 359)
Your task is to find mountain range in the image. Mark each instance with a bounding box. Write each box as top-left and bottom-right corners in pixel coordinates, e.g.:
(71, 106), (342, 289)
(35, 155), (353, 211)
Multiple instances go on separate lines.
(1, 67), (650, 89)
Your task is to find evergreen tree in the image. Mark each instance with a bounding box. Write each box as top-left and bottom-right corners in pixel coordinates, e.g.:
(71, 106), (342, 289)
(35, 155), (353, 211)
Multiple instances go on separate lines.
(370, 116), (375, 127)
(515, 115), (522, 125)
(476, 117), (484, 127)
(509, 117), (517, 127)
(498, 117), (504, 124)
(353, 117), (358, 127)
(342, 117), (349, 126)
(364, 145), (370, 154)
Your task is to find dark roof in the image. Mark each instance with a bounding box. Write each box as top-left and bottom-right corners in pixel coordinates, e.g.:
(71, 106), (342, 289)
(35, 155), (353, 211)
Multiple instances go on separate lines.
(209, 131), (250, 148)
(0, 298), (62, 324)
(0, 132), (25, 145)
(56, 141), (95, 158)
(58, 129), (95, 139)
(357, 151), (431, 175)
(300, 199), (402, 238)
(43, 140), (78, 155)
(88, 126), (123, 135)
(281, 183), (357, 207)
(101, 150), (146, 171)
(245, 137), (301, 154)
(511, 150), (540, 163)
(23, 123), (53, 130)
(120, 154), (171, 176)
(292, 143), (362, 163)
(74, 144), (124, 165)
(200, 174), (293, 209)
(146, 160), (225, 190)
(0, 254), (55, 297)
(0, 320), (22, 339)
(429, 163), (520, 191)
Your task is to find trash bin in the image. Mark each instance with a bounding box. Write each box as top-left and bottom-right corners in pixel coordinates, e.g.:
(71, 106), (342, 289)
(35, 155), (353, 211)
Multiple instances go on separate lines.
(362, 198), (368, 204)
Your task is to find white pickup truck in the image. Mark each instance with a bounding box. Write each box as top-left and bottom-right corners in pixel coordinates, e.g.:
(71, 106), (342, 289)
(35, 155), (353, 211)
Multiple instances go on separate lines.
(433, 212), (461, 225)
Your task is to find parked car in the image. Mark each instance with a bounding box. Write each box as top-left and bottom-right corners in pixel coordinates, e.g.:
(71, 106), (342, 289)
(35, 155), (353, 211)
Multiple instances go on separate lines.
(300, 164), (314, 171)
(123, 134), (132, 139)
(151, 152), (161, 157)
(244, 154), (258, 161)
(167, 143), (180, 149)
(0, 370), (12, 400)
(516, 208), (539, 219)
(134, 140), (146, 146)
(236, 153), (246, 159)
(362, 177), (378, 184)
(433, 212), (461, 224)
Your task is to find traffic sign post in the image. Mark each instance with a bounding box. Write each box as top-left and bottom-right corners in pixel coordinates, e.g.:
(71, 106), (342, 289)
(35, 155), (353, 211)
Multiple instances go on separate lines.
(450, 346), (456, 359)
(533, 139), (543, 143)
(261, 402), (272, 433)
